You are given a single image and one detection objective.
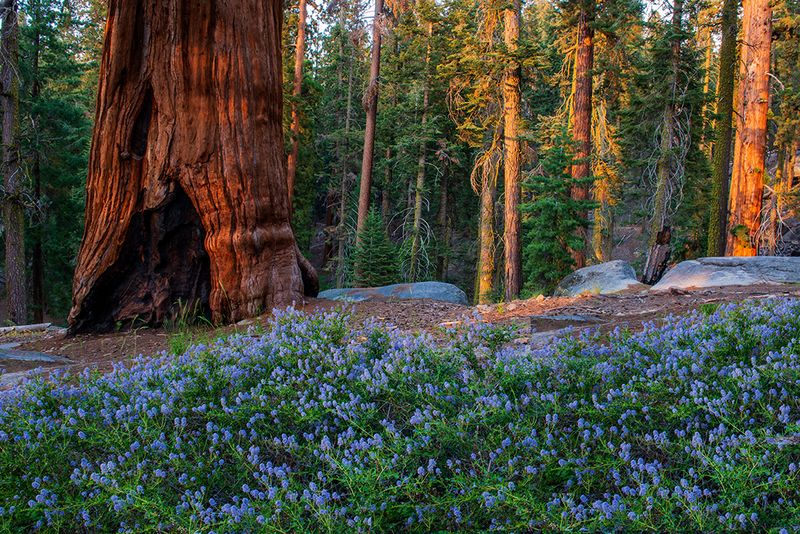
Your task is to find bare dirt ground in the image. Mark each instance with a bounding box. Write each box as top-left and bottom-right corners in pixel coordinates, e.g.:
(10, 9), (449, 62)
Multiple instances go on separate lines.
(2, 284), (799, 386)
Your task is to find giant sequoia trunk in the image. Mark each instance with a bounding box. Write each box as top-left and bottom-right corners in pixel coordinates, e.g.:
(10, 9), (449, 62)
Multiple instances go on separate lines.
(726, 0), (772, 256)
(69, 0), (317, 333)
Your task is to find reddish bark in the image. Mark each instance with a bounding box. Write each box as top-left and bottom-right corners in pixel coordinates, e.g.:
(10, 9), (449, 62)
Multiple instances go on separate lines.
(286, 0), (307, 204)
(569, 5), (594, 269)
(726, 0), (772, 256)
(69, 0), (317, 333)
(502, 0), (522, 300)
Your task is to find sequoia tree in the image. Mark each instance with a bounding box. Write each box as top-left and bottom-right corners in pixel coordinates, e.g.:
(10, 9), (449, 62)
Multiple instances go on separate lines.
(69, 0), (317, 333)
(726, 0), (772, 256)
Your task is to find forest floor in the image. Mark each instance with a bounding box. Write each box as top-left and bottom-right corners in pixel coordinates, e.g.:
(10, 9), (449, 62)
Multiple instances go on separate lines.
(1, 283), (799, 386)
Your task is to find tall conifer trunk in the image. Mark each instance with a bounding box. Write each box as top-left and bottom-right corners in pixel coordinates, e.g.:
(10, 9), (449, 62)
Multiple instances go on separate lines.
(502, 0), (522, 300)
(336, 35), (355, 288)
(1, 0), (26, 325)
(356, 0), (384, 242)
(436, 168), (449, 279)
(69, 0), (317, 333)
(286, 0), (308, 205)
(706, 0), (737, 256)
(409, 21), (433, 282)
(477, 177), (496, 304)
(726, 0), (772, 256)
(31, 14), (44, 323)
(569, 3), (593, 269)
(642, 0), (683, 285)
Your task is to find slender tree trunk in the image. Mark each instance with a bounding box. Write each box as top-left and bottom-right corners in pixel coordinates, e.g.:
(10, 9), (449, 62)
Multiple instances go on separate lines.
(286, 0), (307, 205)
(766, 146), (786, 255)
(436, 169), (449, 279)
(706, 0), (737, 256)
(382, 146), (392, 222)
(69, 0), (317, 333)
(592, 177), (613, 262)
(1, 0), (26, 325)
(726, 0), (772, 256)
(642, 0), (682, 285)
(699, 22), (714, 157)
(569, 4), (593, 269)
(356, 0), (383, 242)
(477, 178), (496, 304)
(502, 0), (522, 300)
(31, 10), (44, 322)
(381, 185), (390, 222)
(409, 21), (432, 282)
(336, 41), (354, 288)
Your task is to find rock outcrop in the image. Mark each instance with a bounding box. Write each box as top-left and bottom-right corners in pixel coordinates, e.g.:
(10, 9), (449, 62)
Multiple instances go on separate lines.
(652, 256), (800, 291)
(555, 261), (646, 297)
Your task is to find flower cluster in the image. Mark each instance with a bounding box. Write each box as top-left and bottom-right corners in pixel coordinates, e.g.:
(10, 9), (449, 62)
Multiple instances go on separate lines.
(1, 300), (800, 531)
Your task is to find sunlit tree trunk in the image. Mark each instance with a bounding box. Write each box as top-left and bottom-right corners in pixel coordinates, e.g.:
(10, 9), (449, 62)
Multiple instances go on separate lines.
(569, 3), (593, 269)
(355, 0), (384, 243)
(502, 0), (522, 300)
(1, 0), (26, 325)
(706, 0), (737, 256)
(69, 0), (317, 333)
(726, 0), (772, 256)
(286, 0), (307, 205)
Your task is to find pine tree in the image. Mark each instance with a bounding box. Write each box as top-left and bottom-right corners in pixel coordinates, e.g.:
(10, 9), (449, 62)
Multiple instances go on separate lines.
(351, 207), (399, 287)
(522, 130), (594, 294)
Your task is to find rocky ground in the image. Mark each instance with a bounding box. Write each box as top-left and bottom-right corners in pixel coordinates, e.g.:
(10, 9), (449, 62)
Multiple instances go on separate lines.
(1, 283), (799, 387)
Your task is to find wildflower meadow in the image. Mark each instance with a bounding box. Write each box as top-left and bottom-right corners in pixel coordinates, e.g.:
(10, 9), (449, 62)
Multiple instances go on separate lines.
(1, 299), (800, 531)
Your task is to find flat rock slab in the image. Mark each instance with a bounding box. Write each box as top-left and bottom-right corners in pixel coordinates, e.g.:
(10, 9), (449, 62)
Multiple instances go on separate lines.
(319, 281), (468, 305)
(0, 342), (71, 364)
(652, 256), (800, 291)
(555, 260), (648, 297)
(529, 314), (602, 333)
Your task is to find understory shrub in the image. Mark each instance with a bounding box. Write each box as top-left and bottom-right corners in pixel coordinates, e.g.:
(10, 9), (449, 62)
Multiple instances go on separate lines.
(2, 299), (800, 531)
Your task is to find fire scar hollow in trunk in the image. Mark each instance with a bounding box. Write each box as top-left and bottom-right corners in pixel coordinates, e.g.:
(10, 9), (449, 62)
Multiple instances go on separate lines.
(69, 0), (317, 333)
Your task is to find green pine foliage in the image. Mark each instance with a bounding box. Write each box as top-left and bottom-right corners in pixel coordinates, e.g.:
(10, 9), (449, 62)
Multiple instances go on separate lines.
(350, 208), (399, 287)
(521, 131), (595, 295)
(17, 0), (101, 318)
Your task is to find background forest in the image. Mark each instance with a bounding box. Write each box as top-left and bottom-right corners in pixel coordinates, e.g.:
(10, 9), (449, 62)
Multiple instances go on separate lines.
(1, 0), (798, 323)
